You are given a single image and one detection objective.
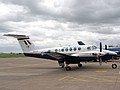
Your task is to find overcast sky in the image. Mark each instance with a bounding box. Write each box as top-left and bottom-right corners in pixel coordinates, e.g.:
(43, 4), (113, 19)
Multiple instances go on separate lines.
(0, 0), (120, 53)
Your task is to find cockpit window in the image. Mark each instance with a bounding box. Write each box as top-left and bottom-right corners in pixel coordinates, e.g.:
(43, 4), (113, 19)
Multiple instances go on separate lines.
(92, 46), (97, 50)
(87, 47), (91, 50)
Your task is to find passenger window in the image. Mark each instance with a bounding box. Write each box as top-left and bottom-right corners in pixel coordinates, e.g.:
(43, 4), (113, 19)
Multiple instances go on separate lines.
(78, 47), (81, 50)
(65, 48), (68, 52)
(55, 49), (58, 52)
(69, 48), (72, 51)
(74, 47), (77, 51)
(61, 49), (64, 52)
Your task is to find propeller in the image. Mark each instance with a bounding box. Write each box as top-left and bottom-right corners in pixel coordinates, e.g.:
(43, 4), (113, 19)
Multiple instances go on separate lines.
(105, 45), (107, 50)
(100, 42), (102, 52)
(99, 42), (102, 66)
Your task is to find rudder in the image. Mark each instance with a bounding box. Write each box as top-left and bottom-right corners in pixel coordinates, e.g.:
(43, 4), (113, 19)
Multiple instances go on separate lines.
(4, 34), (36, 53)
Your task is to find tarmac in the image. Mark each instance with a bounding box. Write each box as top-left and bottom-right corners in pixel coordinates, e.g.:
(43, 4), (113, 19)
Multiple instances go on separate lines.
(0, 57), (120, 90)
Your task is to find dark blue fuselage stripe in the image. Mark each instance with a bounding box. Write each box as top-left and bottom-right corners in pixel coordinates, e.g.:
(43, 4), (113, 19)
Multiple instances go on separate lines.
(24, 53), (98, 61)
(23, 53), (116, 63)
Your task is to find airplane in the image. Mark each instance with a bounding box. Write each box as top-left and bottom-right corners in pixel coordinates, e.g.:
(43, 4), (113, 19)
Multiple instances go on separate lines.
(4, 34), (118, 71)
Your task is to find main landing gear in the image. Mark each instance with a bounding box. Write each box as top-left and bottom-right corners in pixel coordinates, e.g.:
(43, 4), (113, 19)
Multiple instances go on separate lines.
(58, 61), (65, 68)
(65, 66), (72, 71)
(65, 63), (82, 71)
(58, 61), (83, 71)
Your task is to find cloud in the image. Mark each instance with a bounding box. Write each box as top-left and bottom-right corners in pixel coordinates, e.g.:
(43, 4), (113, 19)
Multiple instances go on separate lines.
(0, 2), (28, 23)
(1, 0), (120, 23)
(0, 0), (120, 52)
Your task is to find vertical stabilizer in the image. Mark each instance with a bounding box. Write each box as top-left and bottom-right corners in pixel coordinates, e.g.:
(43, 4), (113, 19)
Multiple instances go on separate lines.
(4, 34), (36, 53)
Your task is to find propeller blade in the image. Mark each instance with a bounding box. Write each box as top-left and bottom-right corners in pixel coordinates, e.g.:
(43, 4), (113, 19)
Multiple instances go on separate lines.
(105, 45), (107, 50)
(99, 42), (102, 66)
(100, 42), (102, 52)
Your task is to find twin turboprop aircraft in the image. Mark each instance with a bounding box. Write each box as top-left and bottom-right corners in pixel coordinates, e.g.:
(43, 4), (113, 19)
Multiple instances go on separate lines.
(4, 34), (118, 71)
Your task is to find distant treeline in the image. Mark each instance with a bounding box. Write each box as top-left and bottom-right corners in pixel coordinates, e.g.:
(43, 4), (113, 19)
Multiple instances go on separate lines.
(0, 53), (25, 58)
(0, 52), (23, 54)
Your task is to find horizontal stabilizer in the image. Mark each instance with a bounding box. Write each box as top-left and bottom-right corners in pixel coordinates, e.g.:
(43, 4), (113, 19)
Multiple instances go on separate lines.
(3, 34), (29, 40)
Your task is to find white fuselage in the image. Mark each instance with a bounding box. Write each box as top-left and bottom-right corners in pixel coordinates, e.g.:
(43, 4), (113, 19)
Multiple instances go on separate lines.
(31, 45), (116, 57)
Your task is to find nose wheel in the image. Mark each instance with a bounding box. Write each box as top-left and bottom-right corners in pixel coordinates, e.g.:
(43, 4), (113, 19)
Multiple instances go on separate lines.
(112, 64), (117, 69)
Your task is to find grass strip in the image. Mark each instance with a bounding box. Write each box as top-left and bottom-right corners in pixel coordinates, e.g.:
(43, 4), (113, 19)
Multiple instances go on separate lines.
(0, 53), (25, 58)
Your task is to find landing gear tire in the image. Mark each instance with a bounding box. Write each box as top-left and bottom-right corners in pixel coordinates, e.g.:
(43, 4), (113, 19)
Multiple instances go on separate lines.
(78, 64), (82, 67)
(65, 66), (71, 71)
(112, 64), (117, 69)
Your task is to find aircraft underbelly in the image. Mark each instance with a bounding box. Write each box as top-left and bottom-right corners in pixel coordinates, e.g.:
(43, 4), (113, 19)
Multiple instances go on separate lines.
(65, 56), (97, 63)
(24, 53), (115, 64)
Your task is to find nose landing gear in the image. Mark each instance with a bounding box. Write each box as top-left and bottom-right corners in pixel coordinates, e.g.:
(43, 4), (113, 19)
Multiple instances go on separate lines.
(112, 64), (117, 69)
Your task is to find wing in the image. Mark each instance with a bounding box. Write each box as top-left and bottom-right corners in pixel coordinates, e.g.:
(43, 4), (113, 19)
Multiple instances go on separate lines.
(44, 50), (105, 60)
(44, 51), (96, 60)
(71, 50), (105, 57)
(44, 52), (73, 60)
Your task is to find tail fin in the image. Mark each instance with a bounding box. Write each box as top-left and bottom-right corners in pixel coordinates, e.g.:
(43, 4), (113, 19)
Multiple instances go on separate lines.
(4, 34), (36, 53)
